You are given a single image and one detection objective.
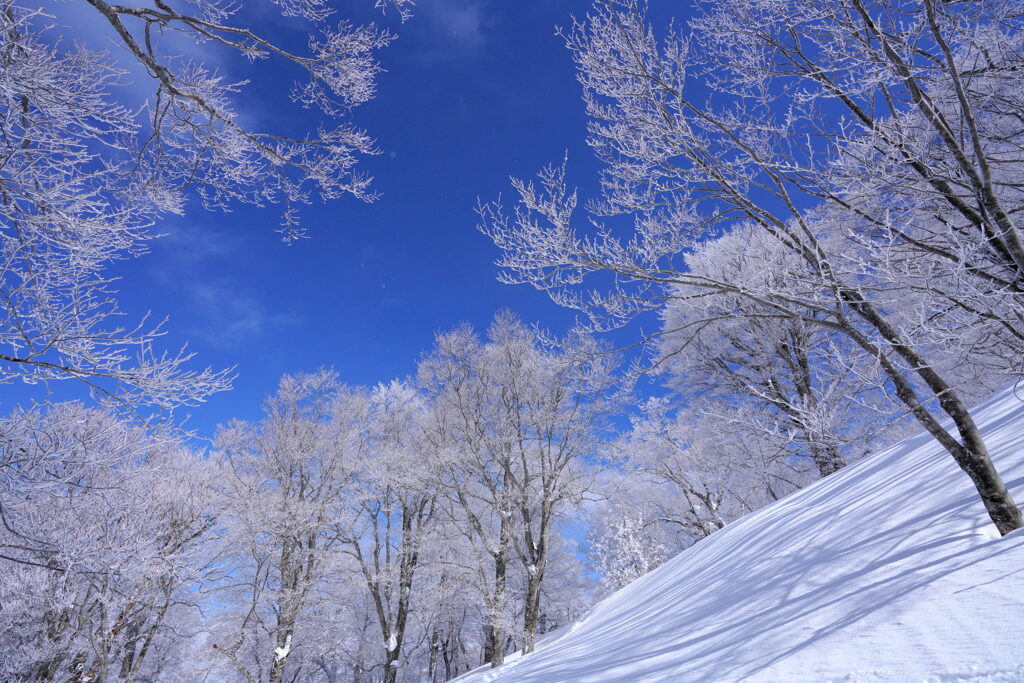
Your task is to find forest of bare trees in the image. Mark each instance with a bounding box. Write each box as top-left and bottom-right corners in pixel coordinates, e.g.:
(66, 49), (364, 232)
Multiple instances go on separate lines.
(3, 0), (1024, 680)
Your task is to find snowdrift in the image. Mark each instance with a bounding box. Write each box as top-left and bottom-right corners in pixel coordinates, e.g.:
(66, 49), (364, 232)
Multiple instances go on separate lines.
(457, 386), (1024, 682)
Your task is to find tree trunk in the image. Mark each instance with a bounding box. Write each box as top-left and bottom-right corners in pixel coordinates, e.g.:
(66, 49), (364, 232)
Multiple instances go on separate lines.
(486, 542), (508, 667)
(428, 630), (440, 682)
(444, 635), (457, 680)
(522, 569), (544, 654)
(383, 649), (399, 683)
(840, 297), (1023, 534)
(268, 630), (289, 683)
(810, 442), (845, 478)
(939, 399), (1024, 535)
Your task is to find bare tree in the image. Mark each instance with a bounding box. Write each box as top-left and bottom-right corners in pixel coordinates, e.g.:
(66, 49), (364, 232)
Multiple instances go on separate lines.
(421, 559), (480, 681)
(419, 323), (517, 668)
(658, 261), (907, 479)
(420, 312), (620, 657)
(333, 380), (441, 683)
(478, 0), (1024, 534)
(0, 404), (217, 682)
(588, 502), (670, 594)
(0, 0), (410, 406)
(212, 371), (366, 683)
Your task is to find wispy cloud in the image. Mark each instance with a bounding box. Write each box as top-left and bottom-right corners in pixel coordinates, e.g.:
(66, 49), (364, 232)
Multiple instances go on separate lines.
(155, 222), (233, 262)
(149, 223), (299, 350)
(417, 0), (489, 57)
(185, 283), (299, 349)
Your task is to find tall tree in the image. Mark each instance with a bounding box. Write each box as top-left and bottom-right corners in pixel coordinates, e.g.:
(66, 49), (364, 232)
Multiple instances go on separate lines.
(478, 0), (1024, 535)
(334, 380), (441, 683)
(213, 371), (365, 683)
(0, 404), (216, 682)
(658, 258), (906, 479)
(420, 313), (620, 657)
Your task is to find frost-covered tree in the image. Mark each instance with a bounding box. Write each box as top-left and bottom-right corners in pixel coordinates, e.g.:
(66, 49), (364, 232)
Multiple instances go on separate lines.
(690, 0), (1024, 357)
(333, 380), (442, 683)
(585, 396), (800, 595)
(212, 371), (366, 683)
(0, 0), (408, 406)
(420, 312), (620, 659)
(659, 239), (909, 478)
(479, 0), (1024, 535)
(0, 404), (216, 681)
(588, 504), (670, 594)
(622, 401), (791, 535)
(413, 549), (483, 682)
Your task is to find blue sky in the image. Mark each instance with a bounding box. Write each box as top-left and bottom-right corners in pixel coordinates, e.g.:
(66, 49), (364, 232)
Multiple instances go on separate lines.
(14, 0), (686, 437)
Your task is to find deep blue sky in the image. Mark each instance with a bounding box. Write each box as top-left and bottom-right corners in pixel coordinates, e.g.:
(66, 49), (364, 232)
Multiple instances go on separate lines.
(17, 0), (687, 437)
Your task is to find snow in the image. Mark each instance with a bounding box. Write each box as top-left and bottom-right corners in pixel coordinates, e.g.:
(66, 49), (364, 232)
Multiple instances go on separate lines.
(456, 386), (1024, 682)
(274, 634), (292, 662)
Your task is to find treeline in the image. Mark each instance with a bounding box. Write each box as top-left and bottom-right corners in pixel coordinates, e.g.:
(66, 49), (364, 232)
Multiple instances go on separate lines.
(1, 307), (921, 682)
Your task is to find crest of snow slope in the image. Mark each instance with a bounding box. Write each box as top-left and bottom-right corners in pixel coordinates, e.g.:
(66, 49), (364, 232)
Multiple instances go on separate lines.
(457, 386), (1024, 683)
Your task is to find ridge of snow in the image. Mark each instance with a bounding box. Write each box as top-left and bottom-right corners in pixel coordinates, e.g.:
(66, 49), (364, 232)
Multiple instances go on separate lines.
(457, 385), (1024, 682)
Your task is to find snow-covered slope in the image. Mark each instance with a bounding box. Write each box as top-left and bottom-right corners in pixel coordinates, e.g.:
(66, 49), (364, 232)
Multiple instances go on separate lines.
(458, 386), (1024, 683)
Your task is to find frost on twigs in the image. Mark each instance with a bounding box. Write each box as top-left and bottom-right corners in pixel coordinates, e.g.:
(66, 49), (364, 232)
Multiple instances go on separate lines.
(0, 0), (410, 409)
(479, 0), (1024, 535)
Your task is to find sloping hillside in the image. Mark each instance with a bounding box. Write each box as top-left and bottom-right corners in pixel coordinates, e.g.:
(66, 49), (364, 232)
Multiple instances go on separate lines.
(458, 386), (1024, 682)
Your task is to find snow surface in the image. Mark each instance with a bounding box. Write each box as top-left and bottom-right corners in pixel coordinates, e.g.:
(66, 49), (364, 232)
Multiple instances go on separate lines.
(457, 386), (1024, 682)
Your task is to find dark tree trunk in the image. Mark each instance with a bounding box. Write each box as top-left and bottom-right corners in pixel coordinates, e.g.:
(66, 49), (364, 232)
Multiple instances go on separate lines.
(383, 652), (399, 683)
(485, 575), (507, 666)
(522, 569), (544, 654)
(486, 534), (509, 668)
(810, 442), (846, 478)
(841, 295), (1023, 534)
(428, 630), (440, 682)
(268, 626), (292, 683)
